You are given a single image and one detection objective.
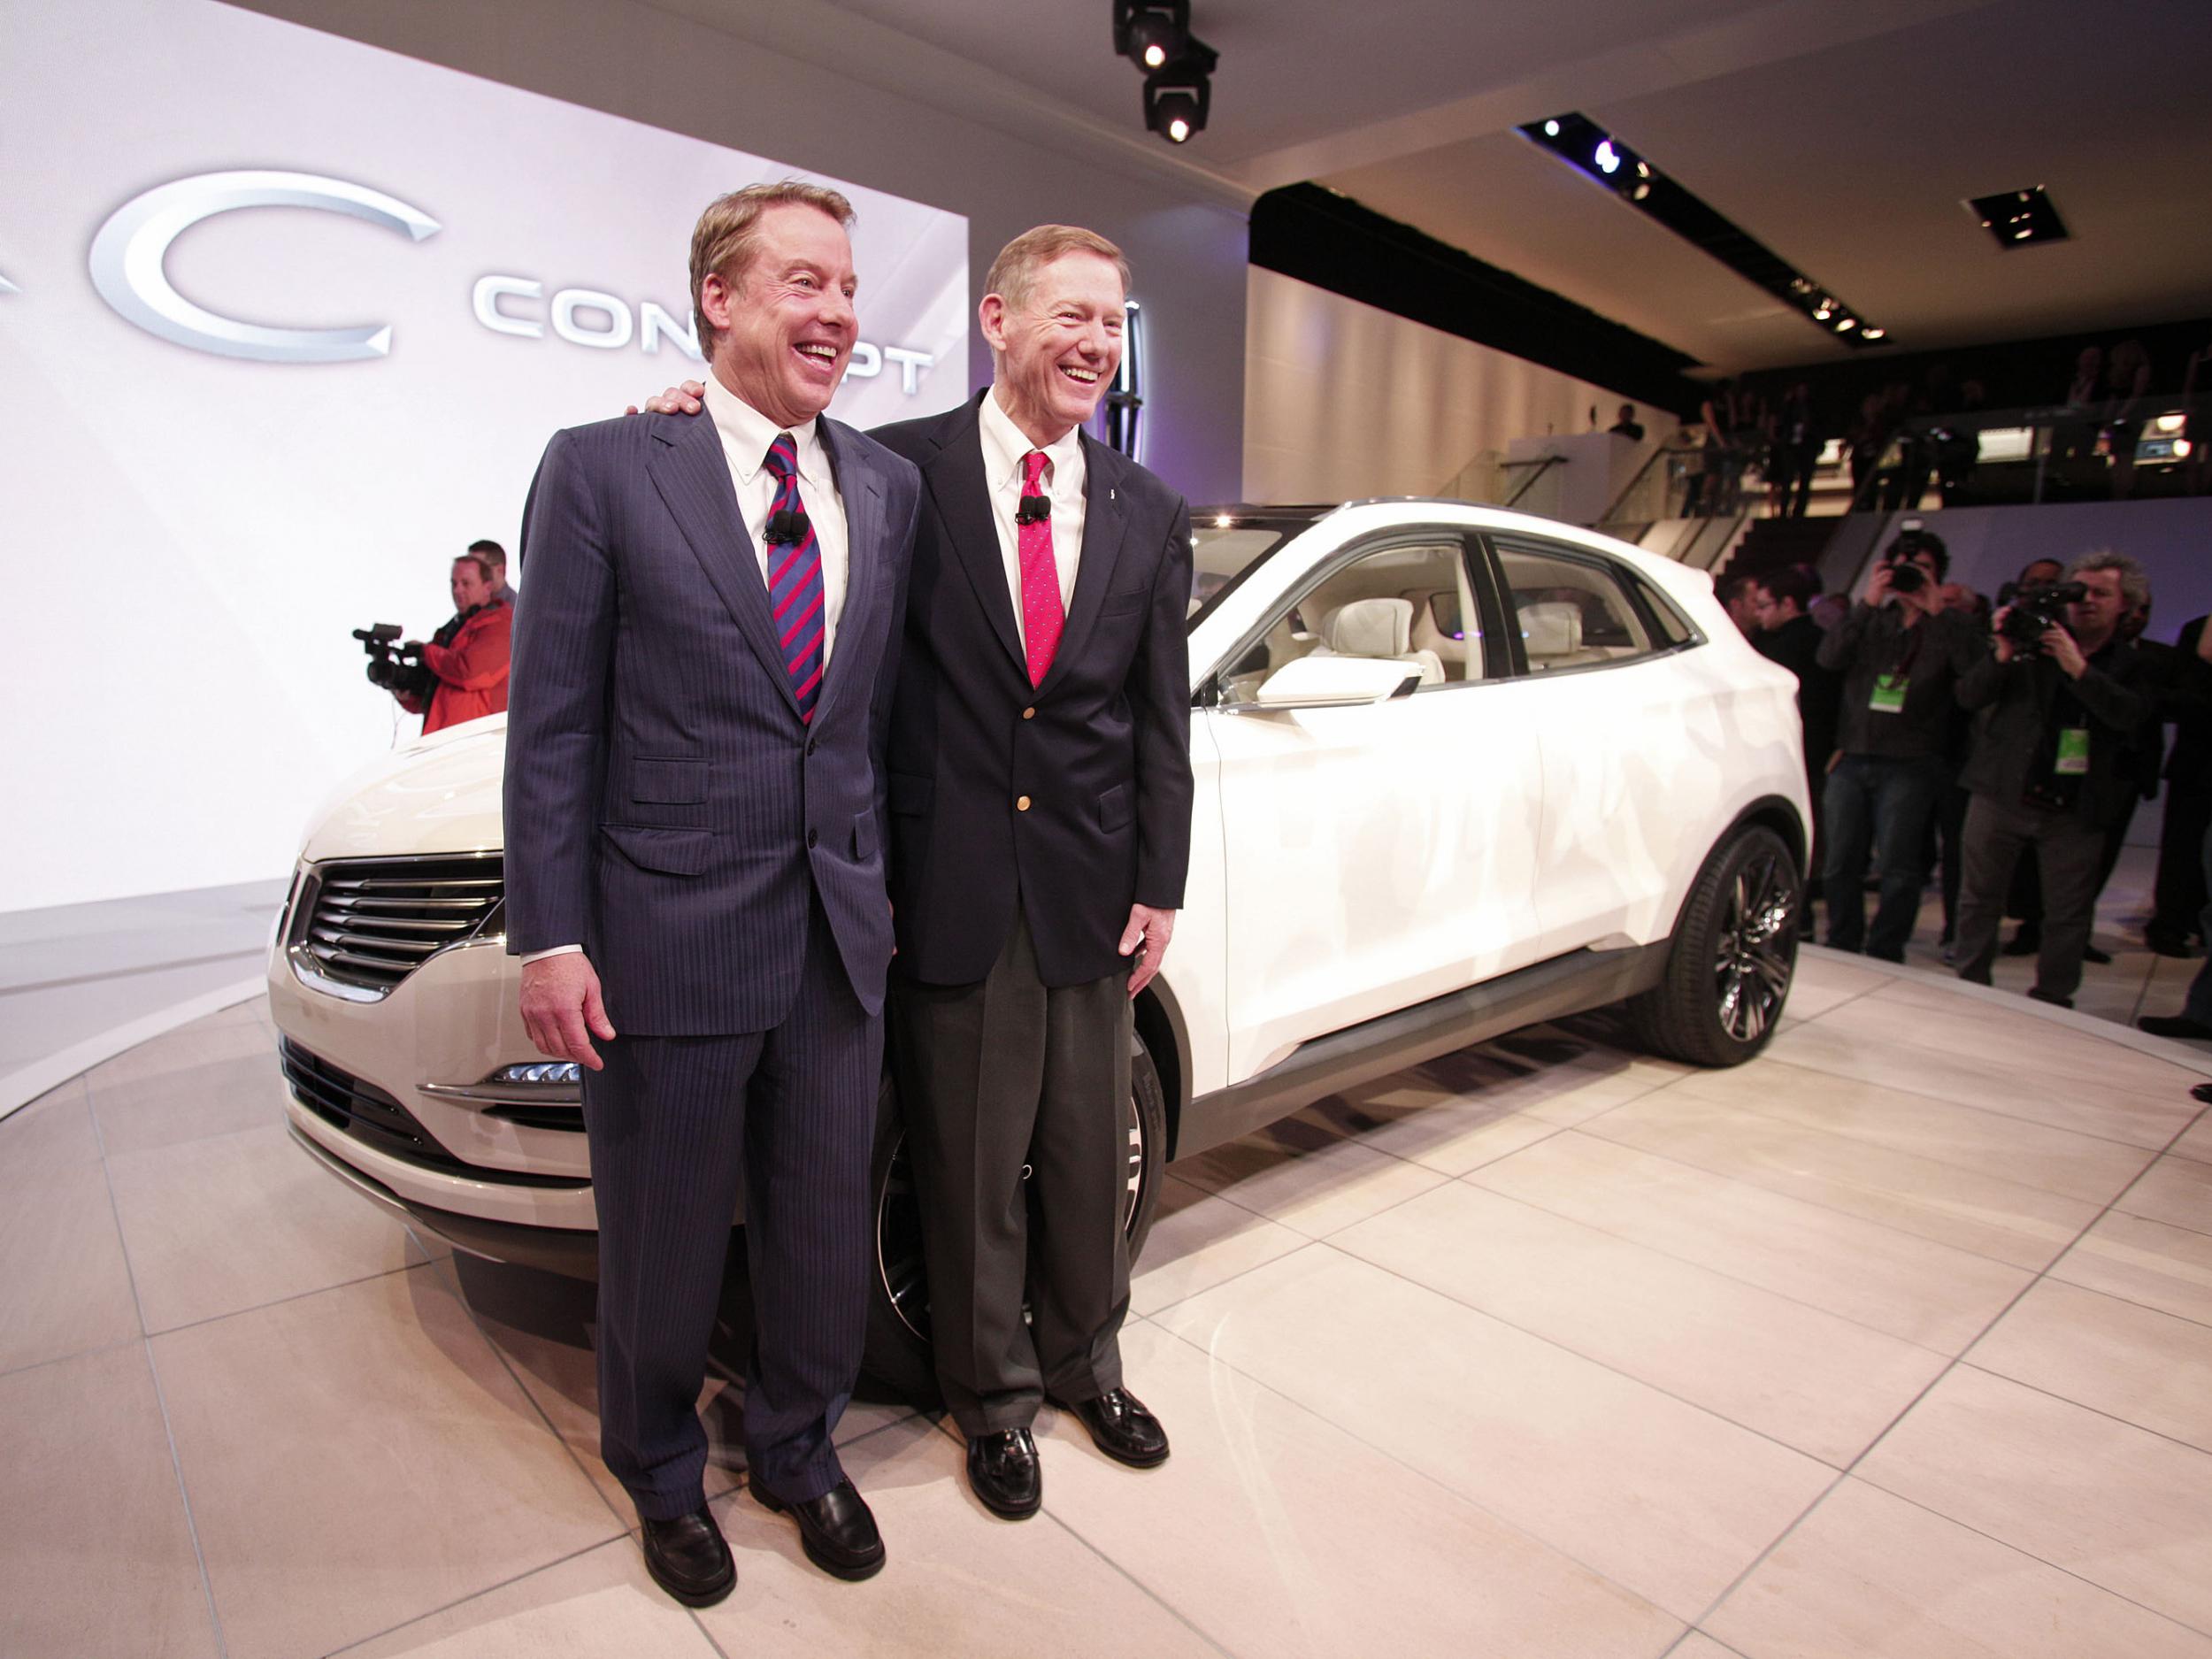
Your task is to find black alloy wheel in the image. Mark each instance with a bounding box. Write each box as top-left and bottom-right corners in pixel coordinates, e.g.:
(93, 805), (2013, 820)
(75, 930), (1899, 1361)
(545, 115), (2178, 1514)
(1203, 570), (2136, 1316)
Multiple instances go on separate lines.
(861, 1027), (1168, 1398)
(1627, 825), (1800, 1066)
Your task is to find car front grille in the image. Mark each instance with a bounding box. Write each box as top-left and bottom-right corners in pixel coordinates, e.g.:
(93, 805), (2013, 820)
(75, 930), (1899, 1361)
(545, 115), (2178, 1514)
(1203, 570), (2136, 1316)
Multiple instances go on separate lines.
(290, 855), (503, 995)
(279, 1038), (586, 1189)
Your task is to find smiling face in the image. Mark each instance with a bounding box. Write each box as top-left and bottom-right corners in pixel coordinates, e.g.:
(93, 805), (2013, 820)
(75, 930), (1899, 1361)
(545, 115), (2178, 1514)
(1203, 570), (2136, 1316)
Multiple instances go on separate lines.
(980, 250), (1125, 449)
(450, 558), (494, 611)
(702, 202), (856, 430)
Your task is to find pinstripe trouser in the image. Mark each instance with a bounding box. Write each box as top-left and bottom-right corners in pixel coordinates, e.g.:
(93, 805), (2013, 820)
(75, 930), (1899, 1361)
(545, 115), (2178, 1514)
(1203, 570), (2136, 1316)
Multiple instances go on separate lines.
(583, 893), (880, 1519)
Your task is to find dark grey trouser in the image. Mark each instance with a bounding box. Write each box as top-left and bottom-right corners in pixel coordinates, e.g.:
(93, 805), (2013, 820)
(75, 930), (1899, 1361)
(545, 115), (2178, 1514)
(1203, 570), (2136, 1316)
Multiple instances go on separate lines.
(1953, 793), (2107, 1002)
(892, 905), (1132, 1439)
(584, 895), (879, 1520)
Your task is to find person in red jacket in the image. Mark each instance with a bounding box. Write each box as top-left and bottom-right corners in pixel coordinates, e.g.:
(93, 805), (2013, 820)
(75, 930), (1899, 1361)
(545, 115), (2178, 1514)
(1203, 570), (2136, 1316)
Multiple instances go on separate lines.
(401, 549), (512, 733)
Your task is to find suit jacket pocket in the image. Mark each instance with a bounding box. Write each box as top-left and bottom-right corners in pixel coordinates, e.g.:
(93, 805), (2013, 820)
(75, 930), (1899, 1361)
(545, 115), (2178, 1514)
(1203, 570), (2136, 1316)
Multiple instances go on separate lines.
(1098, 784), (1132, 832)
(629, 757), (706, 804)
(603, 824), (712, 876)
(888, 772), (933, 817)
(1102, 588), (1148, 617)
(852, 807), (879, 860)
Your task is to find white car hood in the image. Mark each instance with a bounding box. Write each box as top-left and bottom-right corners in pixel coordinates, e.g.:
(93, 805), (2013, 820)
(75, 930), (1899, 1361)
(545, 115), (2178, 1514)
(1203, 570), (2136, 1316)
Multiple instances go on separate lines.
(298, 714), (508, 864)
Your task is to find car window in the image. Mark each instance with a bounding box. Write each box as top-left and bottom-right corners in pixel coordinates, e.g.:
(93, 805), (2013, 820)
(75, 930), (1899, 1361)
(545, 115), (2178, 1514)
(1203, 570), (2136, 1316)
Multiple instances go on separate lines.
(1491, 535), (1670, 674)
(1216, 534), (1488, 705)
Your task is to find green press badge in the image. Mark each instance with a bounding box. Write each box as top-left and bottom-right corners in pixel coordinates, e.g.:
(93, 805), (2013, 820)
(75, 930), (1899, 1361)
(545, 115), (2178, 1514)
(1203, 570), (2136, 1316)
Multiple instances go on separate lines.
(1869, 672), (1908, 713)
(2055, 727), (2090, 775)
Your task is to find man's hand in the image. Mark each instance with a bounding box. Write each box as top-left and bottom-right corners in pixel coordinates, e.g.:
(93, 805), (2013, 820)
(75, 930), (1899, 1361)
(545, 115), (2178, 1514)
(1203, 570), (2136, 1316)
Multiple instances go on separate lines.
(1864, 563), (1893, 606)
(519, 953), (616, 1070)
(1118, 904), (1176, 998)
(2044, 626), (2088, 680)
(624, 380), (707, 417)
(1991, 605), (2017, 663)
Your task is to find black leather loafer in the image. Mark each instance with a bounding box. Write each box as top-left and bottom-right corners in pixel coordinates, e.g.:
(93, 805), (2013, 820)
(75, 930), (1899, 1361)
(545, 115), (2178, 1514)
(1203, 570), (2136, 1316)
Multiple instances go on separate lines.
(966, 1427), (1041, 1518)
(752, 1476), (885, 1581)
(1056, 1388), (1169, 1469)
(2139, 1012), (2212, 1041)
(640, 1505), (736, 1607)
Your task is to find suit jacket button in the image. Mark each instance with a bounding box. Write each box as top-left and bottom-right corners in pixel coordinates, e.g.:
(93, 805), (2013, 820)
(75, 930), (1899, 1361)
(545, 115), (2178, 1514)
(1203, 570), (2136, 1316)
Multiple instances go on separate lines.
(1022, 707), (1035, 719)
(807, 828), (819, 848)
(1017, 795), (1031, 811)
(805, 737), (818, 757)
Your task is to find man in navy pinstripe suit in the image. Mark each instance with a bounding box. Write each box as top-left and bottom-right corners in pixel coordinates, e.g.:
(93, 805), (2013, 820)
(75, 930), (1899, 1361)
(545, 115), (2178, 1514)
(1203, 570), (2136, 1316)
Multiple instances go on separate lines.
(503, 182), (920, 1605)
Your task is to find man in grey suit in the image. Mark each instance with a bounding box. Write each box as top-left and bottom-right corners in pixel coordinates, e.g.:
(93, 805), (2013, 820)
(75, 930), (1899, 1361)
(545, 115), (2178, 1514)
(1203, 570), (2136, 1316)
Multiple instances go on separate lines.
(505, 181), (919, 1605)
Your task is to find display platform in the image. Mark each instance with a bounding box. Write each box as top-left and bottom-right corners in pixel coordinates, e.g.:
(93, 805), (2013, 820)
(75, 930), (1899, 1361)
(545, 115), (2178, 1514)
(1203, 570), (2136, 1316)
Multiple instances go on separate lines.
(4, 949), (2210, 1657)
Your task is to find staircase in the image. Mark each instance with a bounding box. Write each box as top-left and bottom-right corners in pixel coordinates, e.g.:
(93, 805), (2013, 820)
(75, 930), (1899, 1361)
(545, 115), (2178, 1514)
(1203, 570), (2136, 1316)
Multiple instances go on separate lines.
(1720, 514), (1837, 583)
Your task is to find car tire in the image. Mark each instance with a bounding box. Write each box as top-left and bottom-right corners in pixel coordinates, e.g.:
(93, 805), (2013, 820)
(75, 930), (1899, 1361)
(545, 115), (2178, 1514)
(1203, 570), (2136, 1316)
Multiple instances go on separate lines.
(1626, 824), (1800, 1066)
(861, 1025), (1168, 1398)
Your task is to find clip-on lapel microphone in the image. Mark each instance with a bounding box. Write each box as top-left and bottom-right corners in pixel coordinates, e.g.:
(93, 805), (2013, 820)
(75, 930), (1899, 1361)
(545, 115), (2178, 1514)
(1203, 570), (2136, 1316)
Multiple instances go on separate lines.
(1015, 495), (1051, 526)
(763, 508), (810, 545)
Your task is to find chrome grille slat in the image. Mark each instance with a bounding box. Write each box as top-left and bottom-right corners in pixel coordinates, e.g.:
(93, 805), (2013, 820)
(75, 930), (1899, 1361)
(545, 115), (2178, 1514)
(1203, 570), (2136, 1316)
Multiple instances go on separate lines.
(290, 854), (503, 996)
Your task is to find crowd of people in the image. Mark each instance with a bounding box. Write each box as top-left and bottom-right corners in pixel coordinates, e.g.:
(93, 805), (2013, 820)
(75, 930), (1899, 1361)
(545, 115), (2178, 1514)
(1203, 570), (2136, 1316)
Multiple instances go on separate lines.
(1724, 536), (2212, 1033)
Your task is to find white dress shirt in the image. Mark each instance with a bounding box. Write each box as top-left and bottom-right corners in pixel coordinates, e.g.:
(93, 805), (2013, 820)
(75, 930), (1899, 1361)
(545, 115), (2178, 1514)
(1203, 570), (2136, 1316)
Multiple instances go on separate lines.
(977, 385), (1085, 653)
(520, 383), (852, 967)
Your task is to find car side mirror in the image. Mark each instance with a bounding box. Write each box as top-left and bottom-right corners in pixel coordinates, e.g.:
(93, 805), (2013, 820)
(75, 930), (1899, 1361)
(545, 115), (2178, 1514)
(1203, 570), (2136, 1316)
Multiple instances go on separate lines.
(1250, 656), (1418, 709)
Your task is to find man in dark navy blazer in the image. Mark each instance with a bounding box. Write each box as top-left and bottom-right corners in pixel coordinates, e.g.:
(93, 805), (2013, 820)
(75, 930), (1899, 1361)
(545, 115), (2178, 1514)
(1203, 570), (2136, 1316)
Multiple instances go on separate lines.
(644, 224), (1194, 1517)
(504, 182), (919, 1604)
(870, 226), (1193, 1517)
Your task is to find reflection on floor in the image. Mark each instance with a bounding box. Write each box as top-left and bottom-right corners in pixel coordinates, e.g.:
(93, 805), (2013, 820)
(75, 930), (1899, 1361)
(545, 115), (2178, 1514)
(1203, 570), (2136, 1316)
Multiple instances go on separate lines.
(4, 953), (2212, 1657)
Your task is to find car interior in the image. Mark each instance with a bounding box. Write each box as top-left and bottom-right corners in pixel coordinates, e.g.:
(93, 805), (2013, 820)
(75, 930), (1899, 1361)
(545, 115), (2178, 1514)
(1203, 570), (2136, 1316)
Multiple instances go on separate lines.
(1217, 540), (1481, 704)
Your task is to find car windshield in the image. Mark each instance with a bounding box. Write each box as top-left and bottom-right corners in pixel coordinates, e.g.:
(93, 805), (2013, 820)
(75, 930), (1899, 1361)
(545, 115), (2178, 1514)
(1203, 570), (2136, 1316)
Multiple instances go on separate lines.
(1187, 509), (1329, 631)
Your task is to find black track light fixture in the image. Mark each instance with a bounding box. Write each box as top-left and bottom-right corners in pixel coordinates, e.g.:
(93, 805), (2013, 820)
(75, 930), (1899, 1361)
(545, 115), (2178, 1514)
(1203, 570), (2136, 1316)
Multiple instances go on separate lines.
(1142, 36), (1217, 144)
(1113, 0), (1190, 71)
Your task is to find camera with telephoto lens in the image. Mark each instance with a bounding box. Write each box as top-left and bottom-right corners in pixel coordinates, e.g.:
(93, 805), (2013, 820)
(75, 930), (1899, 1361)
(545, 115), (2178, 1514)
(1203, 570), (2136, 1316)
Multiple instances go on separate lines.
(1999, 581), (2088, 650)
(353, 623), (433, 699)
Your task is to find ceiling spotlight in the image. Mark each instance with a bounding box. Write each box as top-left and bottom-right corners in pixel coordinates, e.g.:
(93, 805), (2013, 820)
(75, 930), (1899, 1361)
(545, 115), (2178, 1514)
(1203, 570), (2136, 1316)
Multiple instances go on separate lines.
(1112, 1), (1189, 72)
(1142, 36), (1217, 144)
(1834, 316), (1857, 333)
(1594, 139), (1620, 175)
(1966, 185), (2068, 249)
(1813, 301), (1833, 320)
(1861, 327), (1886, 342)
(1543, 119), (1561, 136)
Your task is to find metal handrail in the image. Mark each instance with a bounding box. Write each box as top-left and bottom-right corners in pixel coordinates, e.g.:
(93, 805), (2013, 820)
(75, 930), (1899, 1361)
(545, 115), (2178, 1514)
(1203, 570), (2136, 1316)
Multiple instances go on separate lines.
(1597, 442), (1701, 526)
(1502, 453), (1564, 510)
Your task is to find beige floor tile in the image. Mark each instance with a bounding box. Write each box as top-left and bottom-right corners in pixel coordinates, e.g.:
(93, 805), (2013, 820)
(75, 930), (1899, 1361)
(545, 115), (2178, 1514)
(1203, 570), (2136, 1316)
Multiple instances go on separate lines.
(2051, 1210), (2212, 1326)
(1036, 1321), (1680, 1659)
(1969, 1278), (2212, 1452)
(84, 1017), (292, 1155)
(2121, 1153), (2212, 1235)
(0, 1078), (101, 1178)
(0, 1343), (219, 1659)
(1855, 1365), (2212, 1632)
(1765, 1018), (2198, 1149)
(1786, 949), (1898, 1018)
(1287, 1073), (1573, 1176)
(0, 1146), (142, 1374)
(1334, 1182), (1946, 1464)
(1857, 979), (2193, 1084)
(1469, 1133), (2032, 1353)
(1582, 1090), (2100, 1270)
(1707, 1477), (2212, 1659)
(2173, 1111), (2212, 1163)
(1174, 1114), (1449, 1238)
(108, 1122), (439, 1333)
(338, 1537), (719, 1658)
(1152, 1247), (1832, 1620)
(1665, 1058), (2153, 1205)
(1129, 1174), (1310, 1316)
(457, 1254), (918, 1518)
(153, 1264), (621, 1659)
(693, 1417), (1222, 1659)
(1671, 1636), (1750, 1659)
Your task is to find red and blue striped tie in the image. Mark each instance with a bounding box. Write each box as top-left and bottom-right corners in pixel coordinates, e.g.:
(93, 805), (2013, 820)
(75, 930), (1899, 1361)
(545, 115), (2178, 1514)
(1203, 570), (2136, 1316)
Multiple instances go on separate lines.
(763, 434), (826, 721)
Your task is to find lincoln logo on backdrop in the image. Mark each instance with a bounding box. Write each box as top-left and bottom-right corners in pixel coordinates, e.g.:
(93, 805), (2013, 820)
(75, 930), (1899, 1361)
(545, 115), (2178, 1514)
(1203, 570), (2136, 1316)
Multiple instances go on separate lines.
(81, 167), (938, 383)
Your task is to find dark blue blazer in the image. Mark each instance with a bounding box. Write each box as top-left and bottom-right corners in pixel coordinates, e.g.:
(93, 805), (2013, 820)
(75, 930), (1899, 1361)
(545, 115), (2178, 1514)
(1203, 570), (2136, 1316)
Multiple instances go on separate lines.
(503, 407), (920, 1034)
(871, 394), (1193, 988)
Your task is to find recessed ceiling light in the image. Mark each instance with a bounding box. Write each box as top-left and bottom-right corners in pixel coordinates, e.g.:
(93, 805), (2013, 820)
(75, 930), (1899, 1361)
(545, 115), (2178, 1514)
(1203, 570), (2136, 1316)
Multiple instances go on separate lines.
(1966, 186), (2067, 249)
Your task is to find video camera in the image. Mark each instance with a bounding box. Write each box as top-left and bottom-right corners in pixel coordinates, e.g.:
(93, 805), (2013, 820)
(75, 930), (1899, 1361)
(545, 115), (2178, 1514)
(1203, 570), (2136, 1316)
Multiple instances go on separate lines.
(353, 623), (433, 700)
(1881, 529), (1943, 596)
(1999, 581), (2088, 650)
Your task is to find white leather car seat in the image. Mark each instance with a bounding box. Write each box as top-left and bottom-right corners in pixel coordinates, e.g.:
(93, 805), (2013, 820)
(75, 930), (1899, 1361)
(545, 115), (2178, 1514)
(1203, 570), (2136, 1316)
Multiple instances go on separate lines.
(1318, 597), (1443, 687)
(1518, 600), (1584, 670)
(1407, 589), (1470, 680)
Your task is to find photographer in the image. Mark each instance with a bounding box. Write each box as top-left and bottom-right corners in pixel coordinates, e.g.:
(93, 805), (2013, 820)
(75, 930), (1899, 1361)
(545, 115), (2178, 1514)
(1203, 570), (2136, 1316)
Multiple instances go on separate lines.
(1951, 551), (2157, 1007)
(398, 548), (513, 734)
(1815, 529), (1981, 960)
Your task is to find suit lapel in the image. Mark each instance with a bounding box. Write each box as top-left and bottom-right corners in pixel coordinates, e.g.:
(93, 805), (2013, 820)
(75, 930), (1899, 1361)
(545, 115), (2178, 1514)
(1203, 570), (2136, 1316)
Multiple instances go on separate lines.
(811, 418), (881, 728)
(1035, 433), (1130, 699)
(923, 406), (1026, 675)
(646, 411), (802, 716)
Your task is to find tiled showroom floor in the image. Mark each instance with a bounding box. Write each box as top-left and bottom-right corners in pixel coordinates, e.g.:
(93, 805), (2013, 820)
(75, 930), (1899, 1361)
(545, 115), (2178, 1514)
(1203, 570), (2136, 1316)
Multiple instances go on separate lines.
(5, 950), (2212, 1657)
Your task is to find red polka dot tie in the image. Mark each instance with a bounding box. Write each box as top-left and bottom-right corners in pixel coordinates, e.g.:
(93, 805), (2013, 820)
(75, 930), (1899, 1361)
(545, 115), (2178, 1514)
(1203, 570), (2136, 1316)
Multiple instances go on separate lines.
(1018, 449), (1064, 688)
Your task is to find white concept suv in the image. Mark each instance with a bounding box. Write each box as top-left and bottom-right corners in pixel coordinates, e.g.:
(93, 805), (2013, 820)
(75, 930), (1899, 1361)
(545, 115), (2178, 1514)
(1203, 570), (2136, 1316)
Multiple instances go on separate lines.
(269, 499), (1809, 1386)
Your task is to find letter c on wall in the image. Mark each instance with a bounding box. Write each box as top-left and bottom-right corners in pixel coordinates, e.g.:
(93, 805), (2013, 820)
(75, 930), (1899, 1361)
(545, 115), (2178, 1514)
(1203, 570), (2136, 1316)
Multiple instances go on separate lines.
(88, 171), (441, 363)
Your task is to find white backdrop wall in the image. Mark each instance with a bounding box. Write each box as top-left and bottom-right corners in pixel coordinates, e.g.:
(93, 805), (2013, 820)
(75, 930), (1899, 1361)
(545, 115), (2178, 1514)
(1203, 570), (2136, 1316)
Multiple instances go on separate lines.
(1243, 266), (1680, 503)
(2, 0), (1250, 913)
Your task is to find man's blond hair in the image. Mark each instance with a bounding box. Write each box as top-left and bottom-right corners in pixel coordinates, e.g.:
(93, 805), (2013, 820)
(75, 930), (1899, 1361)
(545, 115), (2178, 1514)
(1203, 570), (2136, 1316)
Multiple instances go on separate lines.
(983, 225), (1130, 312)
(688, 180), (856, 353)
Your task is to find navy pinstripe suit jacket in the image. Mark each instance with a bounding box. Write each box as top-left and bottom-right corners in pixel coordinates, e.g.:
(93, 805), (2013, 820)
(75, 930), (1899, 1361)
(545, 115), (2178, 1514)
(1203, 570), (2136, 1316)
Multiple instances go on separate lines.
(503, 407), (920, 1035)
